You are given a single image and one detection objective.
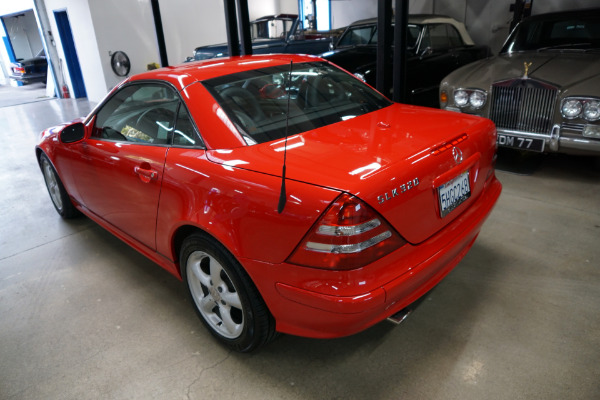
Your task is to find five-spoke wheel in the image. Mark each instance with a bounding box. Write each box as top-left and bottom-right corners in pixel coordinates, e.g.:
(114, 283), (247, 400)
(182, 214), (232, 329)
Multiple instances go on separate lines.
(187, 250), (244, 339)
(181, 233), (276, 352)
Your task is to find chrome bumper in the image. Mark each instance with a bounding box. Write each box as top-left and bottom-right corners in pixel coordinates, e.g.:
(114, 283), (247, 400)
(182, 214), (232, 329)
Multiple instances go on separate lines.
(497, 125), (600, 155)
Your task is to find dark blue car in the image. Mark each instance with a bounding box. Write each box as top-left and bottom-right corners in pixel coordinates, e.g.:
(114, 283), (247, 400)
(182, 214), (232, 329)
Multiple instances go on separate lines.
(10, 49), (48, 85)
(187, 14), (338, 61)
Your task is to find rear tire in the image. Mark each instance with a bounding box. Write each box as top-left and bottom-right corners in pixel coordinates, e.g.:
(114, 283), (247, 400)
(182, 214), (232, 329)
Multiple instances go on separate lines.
(39, 153), (79, 218)
(181, 233), (277, 352)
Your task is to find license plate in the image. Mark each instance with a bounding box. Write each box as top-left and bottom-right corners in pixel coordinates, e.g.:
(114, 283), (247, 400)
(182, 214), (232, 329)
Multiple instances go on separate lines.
(438, 171), (471, 218)
(497, 134), (545, 152)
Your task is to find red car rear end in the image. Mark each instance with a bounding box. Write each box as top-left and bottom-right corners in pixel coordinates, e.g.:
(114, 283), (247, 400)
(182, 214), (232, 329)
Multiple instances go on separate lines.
(36, 55), (500, 351)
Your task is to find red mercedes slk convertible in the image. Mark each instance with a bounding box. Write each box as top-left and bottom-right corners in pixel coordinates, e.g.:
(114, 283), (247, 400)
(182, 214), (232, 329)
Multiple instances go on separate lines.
(36, 54), (501, 352)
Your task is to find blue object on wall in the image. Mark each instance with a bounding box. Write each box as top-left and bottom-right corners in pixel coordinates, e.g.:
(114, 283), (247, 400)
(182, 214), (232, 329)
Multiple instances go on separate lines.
(53, 10), (86, 98)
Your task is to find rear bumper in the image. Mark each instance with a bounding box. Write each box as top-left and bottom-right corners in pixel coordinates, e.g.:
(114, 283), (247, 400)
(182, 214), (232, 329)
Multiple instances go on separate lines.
(243, 176), (502, 339)
(10, 73), (46, 83)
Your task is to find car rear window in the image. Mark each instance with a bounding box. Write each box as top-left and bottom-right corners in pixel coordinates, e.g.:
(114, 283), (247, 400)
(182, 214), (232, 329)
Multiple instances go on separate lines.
(202, 62), (392, 145)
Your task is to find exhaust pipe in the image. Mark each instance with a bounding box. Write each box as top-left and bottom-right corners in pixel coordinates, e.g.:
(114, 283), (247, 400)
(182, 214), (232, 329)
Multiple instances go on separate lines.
(386, 307), (413, 325)
(386, 293), (431, 325)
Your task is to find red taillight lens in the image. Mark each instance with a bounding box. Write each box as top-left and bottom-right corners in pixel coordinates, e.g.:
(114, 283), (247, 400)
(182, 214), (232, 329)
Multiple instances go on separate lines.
(288, 193), (406, 270)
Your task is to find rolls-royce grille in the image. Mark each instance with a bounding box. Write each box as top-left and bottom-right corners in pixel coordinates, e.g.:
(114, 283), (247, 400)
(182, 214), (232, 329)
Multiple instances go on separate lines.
(489, 81), (558, 134)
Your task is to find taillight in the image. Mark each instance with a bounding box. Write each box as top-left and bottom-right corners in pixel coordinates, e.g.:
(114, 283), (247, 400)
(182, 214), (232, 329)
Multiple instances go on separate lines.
(288, 193), (406, 270)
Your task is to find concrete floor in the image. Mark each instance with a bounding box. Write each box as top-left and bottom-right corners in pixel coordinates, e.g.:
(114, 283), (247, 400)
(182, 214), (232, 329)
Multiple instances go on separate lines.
(0, 81), (51, 108)
(1, 98), (599, 400)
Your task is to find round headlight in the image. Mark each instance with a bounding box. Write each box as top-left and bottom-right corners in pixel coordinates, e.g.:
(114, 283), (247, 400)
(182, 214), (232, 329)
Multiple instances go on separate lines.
(562, 99), (582, 119)
(583, 101), (600, 121)
(469, 91), (486, 109)
(454, 90), (469, 107)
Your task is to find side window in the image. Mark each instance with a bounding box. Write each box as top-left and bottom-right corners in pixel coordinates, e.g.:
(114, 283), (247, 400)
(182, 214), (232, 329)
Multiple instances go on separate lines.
(172, 105), (201, 147)
(407, 25), (422, 50)
(447, 25), (464, 48)
(338, 26), (375, 46)
(93, 83), (178, 144)
(428, 24), (451, 50)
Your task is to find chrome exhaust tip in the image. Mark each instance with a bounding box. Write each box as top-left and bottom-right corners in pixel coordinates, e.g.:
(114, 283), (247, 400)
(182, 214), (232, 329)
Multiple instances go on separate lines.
(386, 307), (413, 325)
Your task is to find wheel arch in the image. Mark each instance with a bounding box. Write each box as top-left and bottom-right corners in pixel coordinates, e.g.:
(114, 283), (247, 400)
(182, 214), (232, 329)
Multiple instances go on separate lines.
(35, 147), (48, 167)
(171, 224), (245, 280)
(171, 224), (203, 275)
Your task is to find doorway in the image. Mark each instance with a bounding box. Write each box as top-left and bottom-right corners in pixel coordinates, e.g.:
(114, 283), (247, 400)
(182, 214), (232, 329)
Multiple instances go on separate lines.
(1, 10), (45, 87)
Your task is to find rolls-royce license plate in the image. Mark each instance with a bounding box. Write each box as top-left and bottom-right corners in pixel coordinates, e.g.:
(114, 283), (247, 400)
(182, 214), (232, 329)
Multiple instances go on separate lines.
(438, 171), (471, 218)
(497, 134), (545, 152)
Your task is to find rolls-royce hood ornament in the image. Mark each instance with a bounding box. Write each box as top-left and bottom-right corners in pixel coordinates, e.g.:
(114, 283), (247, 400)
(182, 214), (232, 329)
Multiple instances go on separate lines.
(523, 61), (533, 79)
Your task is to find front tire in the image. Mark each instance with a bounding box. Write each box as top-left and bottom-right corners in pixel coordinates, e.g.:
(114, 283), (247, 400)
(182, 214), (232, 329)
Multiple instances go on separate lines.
(181, 233), (276, 352)
(39, 153), (79, 218)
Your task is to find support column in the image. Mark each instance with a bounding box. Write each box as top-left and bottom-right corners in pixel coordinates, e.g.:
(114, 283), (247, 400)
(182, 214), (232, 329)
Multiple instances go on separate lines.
(236, 0), (252, 56)
(150, 0), (169, 67)
(376, 0), (392, 97)
(393, 0), (408, 103)
(224, 0), (240, 57)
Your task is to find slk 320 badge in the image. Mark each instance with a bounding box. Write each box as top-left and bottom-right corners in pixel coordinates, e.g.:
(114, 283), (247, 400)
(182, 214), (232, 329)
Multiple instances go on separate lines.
(378, 178), (420, 204)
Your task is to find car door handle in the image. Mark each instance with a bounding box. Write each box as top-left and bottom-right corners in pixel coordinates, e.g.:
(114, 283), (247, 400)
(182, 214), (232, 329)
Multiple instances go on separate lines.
(134, 166), (158, 182)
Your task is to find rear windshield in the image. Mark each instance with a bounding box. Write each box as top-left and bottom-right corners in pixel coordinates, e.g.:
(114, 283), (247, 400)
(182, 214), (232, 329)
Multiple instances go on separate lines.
(203, 62), (392, 145)
(502, 13), (600, 53)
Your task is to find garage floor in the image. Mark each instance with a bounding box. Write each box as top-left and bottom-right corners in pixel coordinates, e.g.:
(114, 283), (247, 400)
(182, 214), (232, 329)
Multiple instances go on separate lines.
(1, 98), (599, 400)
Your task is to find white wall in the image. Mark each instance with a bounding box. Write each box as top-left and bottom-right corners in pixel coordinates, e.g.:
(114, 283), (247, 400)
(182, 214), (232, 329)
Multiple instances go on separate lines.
(249, 0), (299, 19)
(330, 0), (377, 29)
(38, 0), (300, 103)
(159, 1), (226, 65)
(274, 0), (299, 16)
(42, 0), (226, 102)
(465, 1), (513, 54)
(88, 0), (158, 90)
(44, 0), (105, 101)
(160, 0), (298, 66)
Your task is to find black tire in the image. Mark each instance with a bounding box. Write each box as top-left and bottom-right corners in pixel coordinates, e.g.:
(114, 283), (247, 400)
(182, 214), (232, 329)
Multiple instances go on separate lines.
(39, 153), (79, 218)
(181, 233), (277, 352)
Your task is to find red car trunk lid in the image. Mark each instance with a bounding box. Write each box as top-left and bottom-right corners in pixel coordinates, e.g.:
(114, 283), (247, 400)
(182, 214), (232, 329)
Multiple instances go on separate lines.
(207, 104), (497, 244)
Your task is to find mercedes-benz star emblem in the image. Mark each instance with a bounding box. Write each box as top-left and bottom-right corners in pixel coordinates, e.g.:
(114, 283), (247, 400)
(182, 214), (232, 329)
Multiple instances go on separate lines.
(452, 147), (463, 164)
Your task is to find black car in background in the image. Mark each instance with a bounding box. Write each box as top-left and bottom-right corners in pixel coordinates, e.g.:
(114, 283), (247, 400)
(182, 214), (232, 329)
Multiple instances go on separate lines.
(321, 15), (490, 107)
(187, 14), (340, 61)
(10, 49), (48, 85)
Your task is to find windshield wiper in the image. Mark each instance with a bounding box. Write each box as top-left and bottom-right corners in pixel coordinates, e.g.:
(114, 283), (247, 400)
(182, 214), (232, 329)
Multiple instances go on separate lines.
(537, 43), (592, 52)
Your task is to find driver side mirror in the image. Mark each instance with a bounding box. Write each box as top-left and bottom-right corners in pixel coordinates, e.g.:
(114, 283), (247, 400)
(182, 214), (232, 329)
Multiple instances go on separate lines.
(60, 122), (85, 143)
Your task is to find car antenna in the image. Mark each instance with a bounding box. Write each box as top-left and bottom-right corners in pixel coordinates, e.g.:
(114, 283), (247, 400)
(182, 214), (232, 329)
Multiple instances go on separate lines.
(277, 60), (293, 214)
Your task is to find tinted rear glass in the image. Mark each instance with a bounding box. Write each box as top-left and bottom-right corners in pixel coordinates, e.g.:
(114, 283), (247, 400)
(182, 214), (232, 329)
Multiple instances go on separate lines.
(203, 62), (392, 145)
